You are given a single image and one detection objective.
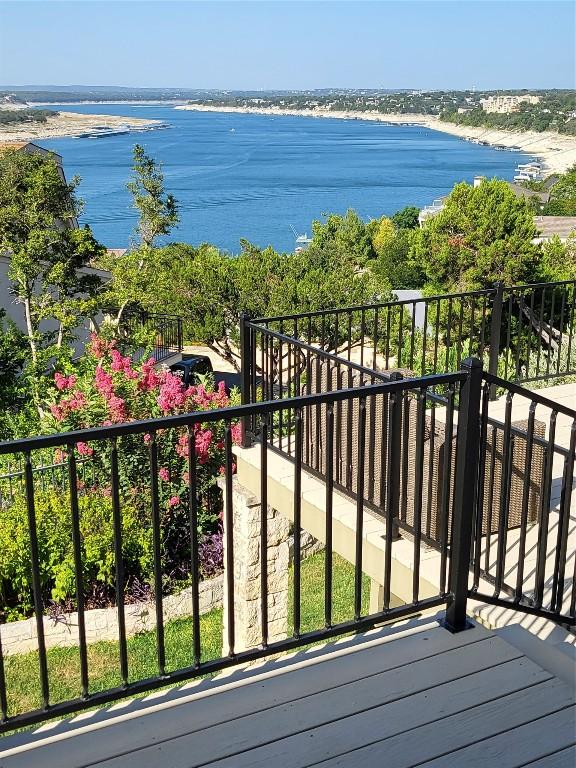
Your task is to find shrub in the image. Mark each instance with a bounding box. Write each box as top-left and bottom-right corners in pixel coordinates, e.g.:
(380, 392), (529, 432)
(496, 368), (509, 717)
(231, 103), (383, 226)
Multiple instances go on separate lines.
(0, 490), (152, 621)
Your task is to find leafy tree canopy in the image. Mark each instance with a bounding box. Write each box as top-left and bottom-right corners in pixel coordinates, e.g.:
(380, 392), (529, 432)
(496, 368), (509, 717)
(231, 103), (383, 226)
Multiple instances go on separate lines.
(414, 179), (541, 290)
(127, 144), (179, 249)
(309, 209), (376, 266)
(543, 164), (576, 215)
(0, 148), (104, 408)
(391, 206), (420, 230)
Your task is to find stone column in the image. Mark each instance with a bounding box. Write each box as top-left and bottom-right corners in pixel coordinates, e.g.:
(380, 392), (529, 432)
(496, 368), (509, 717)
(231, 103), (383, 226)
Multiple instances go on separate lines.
(221, 477), (290, 653)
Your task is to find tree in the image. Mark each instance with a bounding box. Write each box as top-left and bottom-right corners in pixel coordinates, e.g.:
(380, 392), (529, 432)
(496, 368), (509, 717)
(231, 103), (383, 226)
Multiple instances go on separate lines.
(371, 228), (425, 289)
(541, 233), (576, 281)
(104, 145), (180, 323)
(0, 148), (104, 409)
(370, 216), (396, 257)
(391, 205), (420, 230)
(414, 179), (541, 291)
(308, 209), (376, 266)
(543, 165), (576, 215)
(0, 310), (28, 439)
(127, 144), (179, 248)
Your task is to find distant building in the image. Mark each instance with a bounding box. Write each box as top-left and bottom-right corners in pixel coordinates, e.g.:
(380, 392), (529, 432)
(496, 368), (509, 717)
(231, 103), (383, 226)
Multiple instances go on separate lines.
(479, 95), (540, 114)
(532, 216), (576, 243)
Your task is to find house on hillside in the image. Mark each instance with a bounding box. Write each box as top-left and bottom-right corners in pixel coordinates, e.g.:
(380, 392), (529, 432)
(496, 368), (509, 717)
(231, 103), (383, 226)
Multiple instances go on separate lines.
(532, 216), (576, 243)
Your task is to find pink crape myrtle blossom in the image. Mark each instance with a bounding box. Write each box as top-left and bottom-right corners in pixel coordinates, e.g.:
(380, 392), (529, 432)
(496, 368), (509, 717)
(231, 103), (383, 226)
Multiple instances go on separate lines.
(157, 371), (188, 414)
(95, 366), (114, 398)
(159, 467), (170, 482)
(76, 442), (94, 457)
(89, 333), (115, 360)
(168, 495), (180, 508)
(139, 358), (162, 392)
(54, 372), (77, 391)
(110, 349), (138, 380)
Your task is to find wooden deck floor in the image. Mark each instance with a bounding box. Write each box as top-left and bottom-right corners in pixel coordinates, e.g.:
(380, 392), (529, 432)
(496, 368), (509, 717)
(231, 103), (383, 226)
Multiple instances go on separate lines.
(1, 616), (574, 768)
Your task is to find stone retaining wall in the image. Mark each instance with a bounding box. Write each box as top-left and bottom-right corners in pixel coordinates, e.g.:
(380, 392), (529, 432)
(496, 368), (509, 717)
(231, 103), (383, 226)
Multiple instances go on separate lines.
(1, 575), (223, 657)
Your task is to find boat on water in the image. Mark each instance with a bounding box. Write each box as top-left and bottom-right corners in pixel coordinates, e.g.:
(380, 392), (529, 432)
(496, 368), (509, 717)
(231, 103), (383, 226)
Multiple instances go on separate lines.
(290, 225), (313, 253)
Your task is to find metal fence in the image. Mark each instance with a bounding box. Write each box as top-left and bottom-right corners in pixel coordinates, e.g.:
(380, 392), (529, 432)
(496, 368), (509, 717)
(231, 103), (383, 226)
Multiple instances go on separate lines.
(243, 279), (576, 393)
(121, 311), (183, 363)
(0, 370), (479, 732)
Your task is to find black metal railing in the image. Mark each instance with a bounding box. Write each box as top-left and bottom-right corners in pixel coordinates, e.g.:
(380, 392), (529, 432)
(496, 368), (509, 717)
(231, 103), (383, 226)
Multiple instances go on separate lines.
(470, 374), (576, 624)
(0, 370), (480, 733)
(121, 311), (183, 363)
(0, 281), (574, 733)
(243, 279), (576, 395)
(242, 313), (575, 624)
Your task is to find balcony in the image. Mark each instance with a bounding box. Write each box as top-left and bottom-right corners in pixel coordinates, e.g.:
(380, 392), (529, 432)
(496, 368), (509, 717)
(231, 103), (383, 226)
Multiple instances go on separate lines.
(0, 281), (574, 766)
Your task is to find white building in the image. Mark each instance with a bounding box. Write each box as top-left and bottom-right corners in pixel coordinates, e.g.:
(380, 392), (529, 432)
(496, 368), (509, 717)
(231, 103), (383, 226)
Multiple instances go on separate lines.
(480, 94), (540, 114)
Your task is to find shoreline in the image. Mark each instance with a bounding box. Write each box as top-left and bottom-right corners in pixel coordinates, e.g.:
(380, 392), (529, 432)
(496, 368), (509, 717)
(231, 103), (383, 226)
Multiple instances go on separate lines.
(176, 104), (576, 174)
(0, 110), (166, 142)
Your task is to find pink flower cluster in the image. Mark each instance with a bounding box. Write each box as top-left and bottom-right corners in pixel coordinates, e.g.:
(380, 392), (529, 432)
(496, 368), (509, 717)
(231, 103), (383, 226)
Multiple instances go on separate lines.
(111, 349), (138, 380)
(89, 333), (115, 360)
(175, 427), (214, 464)
(54, 372), (77, 391)
(77, 441), (94, 457)
(139, 358), (162, 392)
(157, 371), (189, 414)
(50, 390), (87, 422)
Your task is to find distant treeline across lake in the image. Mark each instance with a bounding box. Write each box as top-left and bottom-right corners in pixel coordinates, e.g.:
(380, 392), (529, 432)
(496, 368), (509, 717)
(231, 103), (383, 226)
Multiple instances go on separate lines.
(38, 104), (530, 252)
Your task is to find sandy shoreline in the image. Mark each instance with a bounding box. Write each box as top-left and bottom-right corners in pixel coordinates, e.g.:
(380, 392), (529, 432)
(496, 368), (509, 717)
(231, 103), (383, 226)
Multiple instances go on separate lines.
(176, 104), (576, 175)
(0, 110), (165, 142)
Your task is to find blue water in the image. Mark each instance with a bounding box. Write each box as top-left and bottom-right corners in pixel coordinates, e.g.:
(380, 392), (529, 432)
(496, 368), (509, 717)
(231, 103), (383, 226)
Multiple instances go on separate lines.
(38, 104), (530, 253)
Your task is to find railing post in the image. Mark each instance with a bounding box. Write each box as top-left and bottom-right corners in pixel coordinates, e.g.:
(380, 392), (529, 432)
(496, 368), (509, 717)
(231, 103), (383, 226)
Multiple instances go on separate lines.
(239, 312), (253, 448)
(443, 356), (482, 633)
(177, 317), (183, 352)
(488, 282), (504, 400)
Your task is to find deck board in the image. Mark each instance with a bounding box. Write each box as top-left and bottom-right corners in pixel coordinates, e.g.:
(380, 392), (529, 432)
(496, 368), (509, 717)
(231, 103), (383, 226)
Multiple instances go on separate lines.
(315, 681), (574, 768)
(95, 639), (538, 768)
(418, 708), (576, 767)
(1, 620), (574, 768)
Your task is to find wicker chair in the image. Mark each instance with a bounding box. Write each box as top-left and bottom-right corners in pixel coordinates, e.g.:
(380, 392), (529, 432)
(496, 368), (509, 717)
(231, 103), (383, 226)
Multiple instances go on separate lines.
(303, 359), (545, 544)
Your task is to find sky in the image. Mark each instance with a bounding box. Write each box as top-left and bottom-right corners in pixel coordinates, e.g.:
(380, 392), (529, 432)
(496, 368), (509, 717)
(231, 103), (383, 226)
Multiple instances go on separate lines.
(0, 1), (574, 90)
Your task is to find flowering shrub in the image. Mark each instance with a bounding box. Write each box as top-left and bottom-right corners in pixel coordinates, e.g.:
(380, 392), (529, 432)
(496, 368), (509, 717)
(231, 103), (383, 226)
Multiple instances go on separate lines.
(41, 335), (240, 600)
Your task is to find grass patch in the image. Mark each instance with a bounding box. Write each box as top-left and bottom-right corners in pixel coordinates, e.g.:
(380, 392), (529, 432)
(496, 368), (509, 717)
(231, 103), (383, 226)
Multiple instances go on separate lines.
(3, 551), (369, 721)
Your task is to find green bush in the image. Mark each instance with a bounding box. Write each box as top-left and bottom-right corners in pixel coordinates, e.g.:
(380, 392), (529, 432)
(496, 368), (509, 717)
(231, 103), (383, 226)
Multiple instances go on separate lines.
(0, 490), (152, 620)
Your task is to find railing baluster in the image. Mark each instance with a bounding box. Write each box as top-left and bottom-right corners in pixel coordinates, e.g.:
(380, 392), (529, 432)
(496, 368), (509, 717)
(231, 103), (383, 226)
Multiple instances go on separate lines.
(472, 381), (490, 592)
(293, 407), (303, 637)
(484, 427), (498, 575)
(412, 388), (426, 603)
(354, 397), (367, 621)
(68, 445), (89, 698)
(514, 402), (536, 602)
(110, 438), (129, 686)
(534, 411), (557, 608)
(187, 426), (201, 667)
(384, 379), (402, 610)
(494, 393), (514, 598)
(324, 403), (334, 628)
(224, 420), (235, 656)
(24, 451), (50, 708)
(551, 418), (575, 614)
(260, 416), (269, 647)
(149, 432), (165, 676)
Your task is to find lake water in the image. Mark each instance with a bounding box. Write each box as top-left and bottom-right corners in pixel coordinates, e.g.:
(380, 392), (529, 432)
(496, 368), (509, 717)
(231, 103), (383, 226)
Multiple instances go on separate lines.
(39, 104), (530, 253)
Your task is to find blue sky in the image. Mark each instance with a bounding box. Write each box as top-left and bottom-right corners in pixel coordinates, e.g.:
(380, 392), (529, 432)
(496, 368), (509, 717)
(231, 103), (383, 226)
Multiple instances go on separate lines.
(0, 1), (574, 90)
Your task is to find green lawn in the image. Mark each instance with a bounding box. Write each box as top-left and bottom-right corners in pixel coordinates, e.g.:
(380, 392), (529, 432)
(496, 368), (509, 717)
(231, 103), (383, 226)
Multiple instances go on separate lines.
(4, 551), (369, 720)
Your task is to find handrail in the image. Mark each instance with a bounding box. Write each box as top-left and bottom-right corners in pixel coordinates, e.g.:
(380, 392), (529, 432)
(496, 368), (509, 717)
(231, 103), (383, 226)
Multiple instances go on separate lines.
(0, 372), (465, 455)
(484, 372), (576, 419)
